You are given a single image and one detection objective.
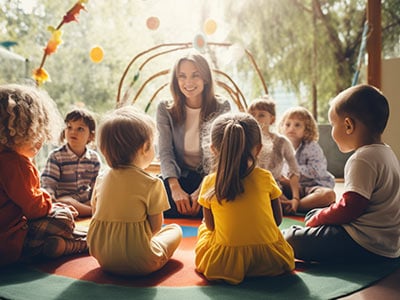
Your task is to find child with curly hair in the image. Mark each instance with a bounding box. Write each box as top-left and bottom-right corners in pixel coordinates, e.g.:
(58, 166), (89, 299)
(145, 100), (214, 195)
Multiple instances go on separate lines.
(278, 106), (336, 214)
(0, 84), (87, 266)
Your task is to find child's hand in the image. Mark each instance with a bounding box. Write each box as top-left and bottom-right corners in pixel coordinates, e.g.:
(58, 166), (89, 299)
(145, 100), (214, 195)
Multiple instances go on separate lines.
(189, 188), (201, 216)
(279, 175), (290, 186)
(281, 198), (299, 215)
(51, 202), (79, 218)
(305, 216), (317, 227)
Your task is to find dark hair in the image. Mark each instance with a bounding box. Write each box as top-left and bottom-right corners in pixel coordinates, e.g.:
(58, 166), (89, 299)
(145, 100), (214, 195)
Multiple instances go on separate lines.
(168, 50), (217, 124)
(333, 84), (389, 136)
(248, 95), (276, 116)
(210, 112), (261, 202)
(98, 106), (154, 169)
(60, 108), (97, 143)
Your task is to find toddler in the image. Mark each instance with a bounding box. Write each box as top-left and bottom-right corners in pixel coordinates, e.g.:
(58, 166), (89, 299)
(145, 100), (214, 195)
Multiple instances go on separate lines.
(283, 84), (400, 262)
(195, 112), (295, 285)
(278, 106), (336, 214)
(0, 84), (87, 266)
(248, 96), (300, 203)
(88, 106), (182, 275)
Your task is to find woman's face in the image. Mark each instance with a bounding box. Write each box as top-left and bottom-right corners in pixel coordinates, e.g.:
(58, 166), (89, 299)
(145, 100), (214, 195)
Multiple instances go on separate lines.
(177, 60), (204, 106)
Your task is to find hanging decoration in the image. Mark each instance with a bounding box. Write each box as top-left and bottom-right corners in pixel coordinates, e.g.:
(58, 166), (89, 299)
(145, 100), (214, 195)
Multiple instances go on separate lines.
(203, 18), (217, 35)
(193, 33), (207, 53)
(32, 0), (89, 85)
(146, 16), (160, 31)
(89, 45), (104, 63)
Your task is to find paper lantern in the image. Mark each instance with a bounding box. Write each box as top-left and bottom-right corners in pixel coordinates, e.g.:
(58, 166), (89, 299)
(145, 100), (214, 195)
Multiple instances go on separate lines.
(193, 33), (207, 53)
(146, 16), (160, 30)
(204, 18), (217, 35)
(90, 46), (104, 63)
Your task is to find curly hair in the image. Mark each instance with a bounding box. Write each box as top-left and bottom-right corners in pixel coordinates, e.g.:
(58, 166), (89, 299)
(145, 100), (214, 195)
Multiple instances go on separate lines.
(0, 84), (62, 151)
(278, 106), (319, 142)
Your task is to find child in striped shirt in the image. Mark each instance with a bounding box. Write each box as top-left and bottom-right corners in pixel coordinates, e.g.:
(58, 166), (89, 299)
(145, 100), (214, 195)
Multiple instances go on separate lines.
(41, 108), (101, 217)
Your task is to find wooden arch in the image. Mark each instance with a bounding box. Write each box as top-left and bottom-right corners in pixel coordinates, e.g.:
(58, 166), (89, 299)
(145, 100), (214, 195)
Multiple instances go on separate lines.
(116, 42), (268, 112)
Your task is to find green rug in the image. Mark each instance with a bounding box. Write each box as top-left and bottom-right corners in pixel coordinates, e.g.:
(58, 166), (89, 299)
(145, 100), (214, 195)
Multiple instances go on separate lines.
(1, 217), (399, 300)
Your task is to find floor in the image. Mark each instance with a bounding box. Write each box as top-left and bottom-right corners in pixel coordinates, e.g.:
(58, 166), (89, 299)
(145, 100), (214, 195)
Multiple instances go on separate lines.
(341, 267), (400, 299)
(78, 175), (399, 299)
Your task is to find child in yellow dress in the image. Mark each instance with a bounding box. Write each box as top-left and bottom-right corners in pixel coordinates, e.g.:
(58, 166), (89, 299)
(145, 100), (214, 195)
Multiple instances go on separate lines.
(195, 112), (295, 285)
(87, 106), (182, 275)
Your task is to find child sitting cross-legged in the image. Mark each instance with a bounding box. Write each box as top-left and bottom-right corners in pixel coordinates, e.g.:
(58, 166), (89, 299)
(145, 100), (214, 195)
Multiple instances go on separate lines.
(195, 112), (295, 285)
(0, 84), (88, 266)
(41, 108), (101, 217)
(88, 106), (182, 276)
(283, 84), (400, 262)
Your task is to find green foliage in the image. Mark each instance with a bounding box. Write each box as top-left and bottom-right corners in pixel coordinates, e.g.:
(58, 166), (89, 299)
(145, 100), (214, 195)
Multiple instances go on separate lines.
(224, 0), (400, 122)
(1, 0), (399, 123)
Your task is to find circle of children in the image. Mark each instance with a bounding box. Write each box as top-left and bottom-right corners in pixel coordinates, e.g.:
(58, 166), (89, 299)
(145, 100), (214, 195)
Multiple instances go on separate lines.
(1, 50), (399, 285)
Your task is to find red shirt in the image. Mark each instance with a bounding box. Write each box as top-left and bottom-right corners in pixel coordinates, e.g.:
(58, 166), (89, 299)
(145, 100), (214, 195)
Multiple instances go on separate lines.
(0, 150), (52, 266)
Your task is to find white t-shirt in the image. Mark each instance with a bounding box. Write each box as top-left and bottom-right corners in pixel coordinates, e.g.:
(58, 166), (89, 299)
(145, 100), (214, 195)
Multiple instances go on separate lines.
(184, 106), (201, 168)
(342, 144), (400, 258)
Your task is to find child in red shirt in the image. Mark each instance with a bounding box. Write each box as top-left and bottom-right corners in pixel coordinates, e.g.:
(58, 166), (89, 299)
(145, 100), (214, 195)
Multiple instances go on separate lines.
(0, 84), (87, 266)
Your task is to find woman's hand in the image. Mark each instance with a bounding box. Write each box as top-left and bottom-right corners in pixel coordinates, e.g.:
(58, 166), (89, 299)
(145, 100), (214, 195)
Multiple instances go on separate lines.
(169, 178), (192, 215)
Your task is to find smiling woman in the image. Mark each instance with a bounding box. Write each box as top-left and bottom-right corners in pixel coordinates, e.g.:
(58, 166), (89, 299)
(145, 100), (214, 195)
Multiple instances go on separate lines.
(156, 50), (231, 219)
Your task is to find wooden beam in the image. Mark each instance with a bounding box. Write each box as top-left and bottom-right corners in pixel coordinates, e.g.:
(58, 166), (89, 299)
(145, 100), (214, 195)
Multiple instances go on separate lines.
(367, 0), (382, 89)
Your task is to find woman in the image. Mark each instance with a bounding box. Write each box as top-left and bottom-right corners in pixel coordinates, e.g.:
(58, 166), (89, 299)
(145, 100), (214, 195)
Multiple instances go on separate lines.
(156, 50), (230, 218)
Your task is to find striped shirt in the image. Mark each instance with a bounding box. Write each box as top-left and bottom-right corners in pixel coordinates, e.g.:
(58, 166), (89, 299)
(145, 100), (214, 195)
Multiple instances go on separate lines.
(41, 144), (101, 203)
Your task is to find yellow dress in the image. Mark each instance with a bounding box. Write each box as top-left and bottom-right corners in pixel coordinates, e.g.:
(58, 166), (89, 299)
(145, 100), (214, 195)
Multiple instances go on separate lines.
(87, 165), (182, 276)
(195, 167), (295, 284)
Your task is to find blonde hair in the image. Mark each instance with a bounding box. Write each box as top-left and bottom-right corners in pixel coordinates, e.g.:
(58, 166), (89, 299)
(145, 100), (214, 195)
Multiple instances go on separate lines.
(98, 106), (155, 169)
(209, 112), (261, 202)
(0, 84), (62, 151)
(278, 106), (319, 142)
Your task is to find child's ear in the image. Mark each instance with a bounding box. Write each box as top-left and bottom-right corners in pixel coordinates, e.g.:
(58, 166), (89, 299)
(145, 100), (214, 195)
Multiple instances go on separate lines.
(142, 140), (152, 153)
(254, 143), (262, 157)
(344, 117), (355, 134)
(87, 132), (95, 144)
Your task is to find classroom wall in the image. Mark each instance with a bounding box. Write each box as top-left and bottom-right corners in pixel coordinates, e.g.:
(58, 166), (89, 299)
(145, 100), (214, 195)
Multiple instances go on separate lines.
(382, 57), (400, 160)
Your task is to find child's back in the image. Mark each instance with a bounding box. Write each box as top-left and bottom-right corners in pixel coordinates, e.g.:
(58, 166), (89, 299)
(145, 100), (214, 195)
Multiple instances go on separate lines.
(283, 84), (400, 262)
(87, 107), (182, 276)
(195, 112), (294, 284)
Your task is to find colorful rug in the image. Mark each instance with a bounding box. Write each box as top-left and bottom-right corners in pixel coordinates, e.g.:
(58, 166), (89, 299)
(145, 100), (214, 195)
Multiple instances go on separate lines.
(1, 217), (399, 300)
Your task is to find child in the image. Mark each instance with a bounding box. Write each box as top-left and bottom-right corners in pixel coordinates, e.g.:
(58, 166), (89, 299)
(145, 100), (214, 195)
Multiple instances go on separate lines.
(248, 96), (300, 204)
(278, 106), (336, 214)
(0, 84), (88, 266)
(283, 84), (400, 262)
(87, 106), (182, 276)
(195, 112), (295, 285)
(41, 108), (101, 217)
